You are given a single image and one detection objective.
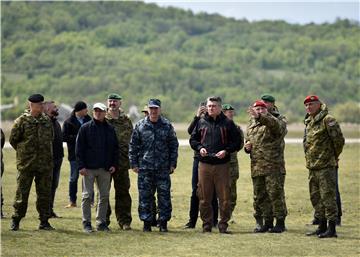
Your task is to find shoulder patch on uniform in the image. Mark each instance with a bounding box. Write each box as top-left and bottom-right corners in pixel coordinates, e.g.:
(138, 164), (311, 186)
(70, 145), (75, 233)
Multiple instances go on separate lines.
(328, 121), (336, 127)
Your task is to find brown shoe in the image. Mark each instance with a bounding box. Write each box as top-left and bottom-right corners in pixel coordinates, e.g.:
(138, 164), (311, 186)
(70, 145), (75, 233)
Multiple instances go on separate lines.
(65, 203), (77, 208)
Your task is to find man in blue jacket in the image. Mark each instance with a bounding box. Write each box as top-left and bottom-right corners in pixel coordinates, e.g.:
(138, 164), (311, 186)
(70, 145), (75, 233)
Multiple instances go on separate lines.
(129, 99), (179, 232)
(76, 103), (119, 233)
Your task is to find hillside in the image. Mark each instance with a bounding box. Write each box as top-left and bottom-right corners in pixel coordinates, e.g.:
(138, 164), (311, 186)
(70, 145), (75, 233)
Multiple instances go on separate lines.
(1, 1), (359, 122)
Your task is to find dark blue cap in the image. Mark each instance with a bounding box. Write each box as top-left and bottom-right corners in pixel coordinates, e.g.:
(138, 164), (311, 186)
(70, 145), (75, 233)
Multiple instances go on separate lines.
(148, 99), (161, 108)
(28, 94), (44, 103)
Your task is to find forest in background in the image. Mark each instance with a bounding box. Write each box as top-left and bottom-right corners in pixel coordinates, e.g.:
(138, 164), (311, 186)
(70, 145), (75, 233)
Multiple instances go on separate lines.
(1, 1), (359, 122)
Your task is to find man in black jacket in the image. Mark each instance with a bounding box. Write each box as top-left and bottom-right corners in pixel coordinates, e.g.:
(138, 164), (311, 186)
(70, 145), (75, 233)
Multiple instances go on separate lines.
(190, 96), (241, 233)
(62, 101), (91, 208)
(76, 102), (119, 233)
(44, 101), (64, 218)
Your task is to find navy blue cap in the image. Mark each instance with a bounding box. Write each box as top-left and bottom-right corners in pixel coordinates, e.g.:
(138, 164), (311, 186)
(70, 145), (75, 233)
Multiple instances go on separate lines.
(148, 99), (161, 108)
(28, 94), (44, 103)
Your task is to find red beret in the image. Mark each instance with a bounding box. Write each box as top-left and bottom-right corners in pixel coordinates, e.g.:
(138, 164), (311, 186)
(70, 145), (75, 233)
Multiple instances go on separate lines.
(304, 95), (320, 104)
(253, 100), (267, 108)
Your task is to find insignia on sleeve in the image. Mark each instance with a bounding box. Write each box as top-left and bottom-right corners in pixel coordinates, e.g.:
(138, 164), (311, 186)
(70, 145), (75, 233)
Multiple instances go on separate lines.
(328, 121), (336, 127)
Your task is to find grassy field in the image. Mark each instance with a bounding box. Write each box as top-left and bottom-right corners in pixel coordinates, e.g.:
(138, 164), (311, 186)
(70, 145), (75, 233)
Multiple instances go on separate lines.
(1, 144), (359, 257)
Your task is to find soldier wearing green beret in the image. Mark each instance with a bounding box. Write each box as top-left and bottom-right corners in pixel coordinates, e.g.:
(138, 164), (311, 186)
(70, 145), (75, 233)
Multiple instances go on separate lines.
(222, 104), (244, 223)
(9, 94), (55, 231)
(105, 93), (133, 230)
(257, 94), (288, 232)
(303, 95), (344, 238)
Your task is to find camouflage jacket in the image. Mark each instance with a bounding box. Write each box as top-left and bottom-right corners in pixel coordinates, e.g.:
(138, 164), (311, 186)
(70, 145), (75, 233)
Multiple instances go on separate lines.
(105, 110), (133, 170)
(10, 111), (54, 171)
(229, 124), (244, 165)
(270, 107), (287, 174)
(245, 113), (286, 177)
(129, 116), (179, 171)
(303, 104), (344, 170)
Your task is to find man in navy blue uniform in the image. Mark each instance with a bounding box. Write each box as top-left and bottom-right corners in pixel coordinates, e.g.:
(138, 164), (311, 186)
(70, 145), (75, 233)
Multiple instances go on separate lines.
(129, 99), (179, 232)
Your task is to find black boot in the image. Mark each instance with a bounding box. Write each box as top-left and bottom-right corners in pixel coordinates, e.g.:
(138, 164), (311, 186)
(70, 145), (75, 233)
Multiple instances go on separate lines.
(39, 220), (55, 230)
(10, 219), (20, 231)
(184, 220), (196, 229)
(159, 221), (168, 232)
(318, 220), (337, 238)
(143, 221), (152, 232)
(336, 216), (341, 226)
(269, 218), (286, 233)
(306, 219), (327, 236)
(253, 217), (264, 233)
(258, 218), (274, 233)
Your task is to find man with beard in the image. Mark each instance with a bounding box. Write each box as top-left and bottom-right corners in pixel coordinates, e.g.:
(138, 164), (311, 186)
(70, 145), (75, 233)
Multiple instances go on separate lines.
(44, 101), (64, 218)
(105, 93), (133, 230)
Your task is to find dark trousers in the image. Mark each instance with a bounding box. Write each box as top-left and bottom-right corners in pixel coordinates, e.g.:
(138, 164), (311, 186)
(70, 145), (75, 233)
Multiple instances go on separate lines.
(50, 158), (62, 212)
(188, 158), (218, 226)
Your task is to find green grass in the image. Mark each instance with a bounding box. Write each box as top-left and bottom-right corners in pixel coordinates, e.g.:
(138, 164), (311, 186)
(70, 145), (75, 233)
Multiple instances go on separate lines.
(1, 144), (359, 257)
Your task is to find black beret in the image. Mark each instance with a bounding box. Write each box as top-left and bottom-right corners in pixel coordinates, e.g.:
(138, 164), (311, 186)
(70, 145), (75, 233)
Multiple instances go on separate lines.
(74, 101), (87, 112)
(28, 94), (44, 103)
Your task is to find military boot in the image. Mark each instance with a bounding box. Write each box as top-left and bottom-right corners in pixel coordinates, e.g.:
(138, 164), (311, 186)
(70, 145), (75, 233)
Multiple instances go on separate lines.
(318, 220), (337, 238)
(143, 221), (152, 232)
(269, 218), (286, 233)
(10, 219), (20, 231)
(306, 219), (327, 236)
(253, 217), (264, 233)
(159, 221), (168, 232)
(258, 218), (274, 233)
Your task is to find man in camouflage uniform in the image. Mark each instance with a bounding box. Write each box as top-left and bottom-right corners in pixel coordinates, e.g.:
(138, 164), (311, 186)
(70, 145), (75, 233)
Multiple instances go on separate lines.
(254, 94), (288, 231)
(245, 100), (287, 233)
(222, 104), (244, 223)
(303, 95), (344, 238)
(105, 93), (133, 230)
(9, 94), (55, 231)
(129, 99), (178, 232)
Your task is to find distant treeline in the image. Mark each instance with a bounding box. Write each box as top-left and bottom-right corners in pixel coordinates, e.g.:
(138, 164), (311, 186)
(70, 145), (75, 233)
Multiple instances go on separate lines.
(1, 1), (359, 122)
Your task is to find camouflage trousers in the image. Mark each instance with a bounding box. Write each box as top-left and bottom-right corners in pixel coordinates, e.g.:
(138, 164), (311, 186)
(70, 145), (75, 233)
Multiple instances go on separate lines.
(12, 168), (52, 221)
(229, 162), (239, 216)
(138, 169), (172, 222)
(309, 168), (338, 222)
(252, 172), (287, 220)
(106, 168), (132, 226)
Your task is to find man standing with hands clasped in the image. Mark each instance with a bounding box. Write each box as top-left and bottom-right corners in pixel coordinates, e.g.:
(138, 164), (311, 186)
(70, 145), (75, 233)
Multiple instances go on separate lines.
(76, 103), (119, 233)
(129, 99), (179, 233)
(190, 96), (241, 234)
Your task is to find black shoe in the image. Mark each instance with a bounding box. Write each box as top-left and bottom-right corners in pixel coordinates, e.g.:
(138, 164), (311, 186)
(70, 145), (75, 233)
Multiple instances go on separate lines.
(306, 219), (327, 236)
(184, 221), (195, 229)
(39, 221), (55, 230)
(253, 217), (264, 233)
(10, 219), (20, 231)
(50, 212), (61, 219)
(143, 221), (152, 232)
(97, 223), (110, 232)
(83, 222), (93, 233)
(311, 217), (320, 225)
(159, 221), (168, 232)
(269, 218), (286, 233)
(257, 219), (274, 233)
(218, 224), (231, 234)
(318, 220), (337, 238)
(202, 225), (212, 233)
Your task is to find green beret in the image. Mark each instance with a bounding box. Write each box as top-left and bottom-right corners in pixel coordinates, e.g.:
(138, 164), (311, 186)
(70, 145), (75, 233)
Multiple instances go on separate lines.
(222, 104), (234, 110)
(108, 93), (122, 100)
(261, 94), (275, 103)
